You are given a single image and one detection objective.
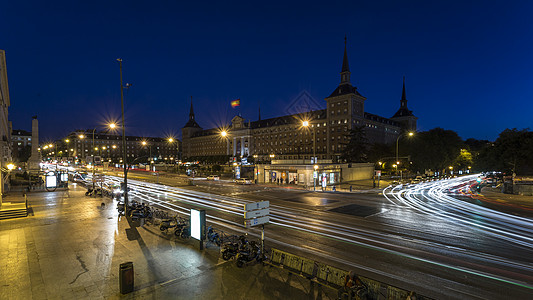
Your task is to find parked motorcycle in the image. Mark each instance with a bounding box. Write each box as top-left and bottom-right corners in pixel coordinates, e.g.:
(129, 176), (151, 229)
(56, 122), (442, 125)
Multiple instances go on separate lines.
(206, 226), (221, 246)
(221, 240), (239, 260)
(236, 240), (263, 268)
(221, 235), (247, 261)
(130, 204), (152, 221)
(159, 216), (180, 232)
(175, 220), (190, 239)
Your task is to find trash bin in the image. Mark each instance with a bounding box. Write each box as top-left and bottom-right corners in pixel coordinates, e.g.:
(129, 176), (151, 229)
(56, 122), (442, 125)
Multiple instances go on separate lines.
(119, 262), (134, 294)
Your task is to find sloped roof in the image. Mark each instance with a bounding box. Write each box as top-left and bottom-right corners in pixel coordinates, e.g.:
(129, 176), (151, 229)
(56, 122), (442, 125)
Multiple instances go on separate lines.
(326, 83), (363, 98)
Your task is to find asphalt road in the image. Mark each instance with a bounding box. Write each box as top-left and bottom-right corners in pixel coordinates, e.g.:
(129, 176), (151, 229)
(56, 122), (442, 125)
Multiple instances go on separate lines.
(82, 170), (533, 300)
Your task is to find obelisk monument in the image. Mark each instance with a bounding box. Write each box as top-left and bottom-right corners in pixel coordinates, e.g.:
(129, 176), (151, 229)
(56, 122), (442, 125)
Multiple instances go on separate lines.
(27, 116), (41, 170)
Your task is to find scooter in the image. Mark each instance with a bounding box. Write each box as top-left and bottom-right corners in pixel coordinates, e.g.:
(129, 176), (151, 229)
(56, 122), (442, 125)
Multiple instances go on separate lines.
(221, 240), (239, 260)
(160, 216), (180, 232)
(206, 226), (221, 246)
(236, 240), (263, 268)
(175, 221), (190, 239)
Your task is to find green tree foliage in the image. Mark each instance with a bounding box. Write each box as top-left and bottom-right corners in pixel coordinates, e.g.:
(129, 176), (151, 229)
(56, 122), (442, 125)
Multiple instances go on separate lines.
(454, 149), (473, 170)
(366, 143), (394, 163)
(340, 126), (368, 163)
(405, 128), (464, 172)
(475, 129), (533, 175)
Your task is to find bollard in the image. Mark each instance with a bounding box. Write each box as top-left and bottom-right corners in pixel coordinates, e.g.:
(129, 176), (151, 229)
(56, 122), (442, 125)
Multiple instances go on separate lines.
(119, 262), (134, 294)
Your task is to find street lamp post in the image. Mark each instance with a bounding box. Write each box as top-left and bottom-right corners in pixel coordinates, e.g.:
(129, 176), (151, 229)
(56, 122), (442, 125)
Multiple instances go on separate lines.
(117, 58), (129, 215)
(91, 128), (97, 193)
(302, 121), (317, 190)
(168, 138), (179, 173)
(90, 124), (116, 195)
(395, 132), (414, 181)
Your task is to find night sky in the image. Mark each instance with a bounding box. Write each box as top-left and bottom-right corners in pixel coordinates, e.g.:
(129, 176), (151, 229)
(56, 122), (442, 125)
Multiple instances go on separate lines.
(2, 0), (532, 143)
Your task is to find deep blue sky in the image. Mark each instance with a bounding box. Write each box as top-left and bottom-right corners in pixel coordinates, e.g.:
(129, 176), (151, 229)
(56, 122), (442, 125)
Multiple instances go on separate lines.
(2, 0), (532, 142)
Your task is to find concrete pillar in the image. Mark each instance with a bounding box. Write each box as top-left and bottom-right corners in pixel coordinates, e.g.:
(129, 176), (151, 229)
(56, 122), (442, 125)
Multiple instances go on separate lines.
(233, 138), (236, 157)
(240, 137), (244, 157)
(27, 117), (40, 171)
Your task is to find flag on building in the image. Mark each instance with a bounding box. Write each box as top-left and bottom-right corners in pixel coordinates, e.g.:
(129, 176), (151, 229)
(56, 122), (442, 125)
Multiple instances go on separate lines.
(231, 99), (240, 108)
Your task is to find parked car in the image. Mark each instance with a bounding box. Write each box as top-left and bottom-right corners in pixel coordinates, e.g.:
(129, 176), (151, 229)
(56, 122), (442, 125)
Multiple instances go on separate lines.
(236, 178), (253, 185)
(207, 175), (220, 181)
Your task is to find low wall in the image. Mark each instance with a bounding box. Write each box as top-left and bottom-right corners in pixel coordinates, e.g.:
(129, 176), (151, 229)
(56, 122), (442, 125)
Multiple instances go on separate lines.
(341, 163), (375, 181)
(514, 183), (533, 196)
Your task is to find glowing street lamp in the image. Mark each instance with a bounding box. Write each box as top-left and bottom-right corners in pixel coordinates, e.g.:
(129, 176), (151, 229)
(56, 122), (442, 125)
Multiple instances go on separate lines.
(168, 137), (180, 172)
(395, 131), (414, 180)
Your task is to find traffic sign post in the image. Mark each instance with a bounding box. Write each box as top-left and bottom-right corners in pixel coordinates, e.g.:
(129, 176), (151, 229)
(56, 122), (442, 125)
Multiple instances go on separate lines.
(244, 201), (270, 257)
(244, 208), (269, 219)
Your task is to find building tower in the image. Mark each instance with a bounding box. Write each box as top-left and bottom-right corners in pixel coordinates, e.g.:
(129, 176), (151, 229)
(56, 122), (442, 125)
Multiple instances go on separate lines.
(181, 97), (202, 159)
(324, 37), (367, 160)
(391, 77), (417, 132)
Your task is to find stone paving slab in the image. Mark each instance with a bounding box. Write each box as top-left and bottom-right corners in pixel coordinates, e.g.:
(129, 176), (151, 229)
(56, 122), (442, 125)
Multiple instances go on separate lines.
(0, 185), (335, 300)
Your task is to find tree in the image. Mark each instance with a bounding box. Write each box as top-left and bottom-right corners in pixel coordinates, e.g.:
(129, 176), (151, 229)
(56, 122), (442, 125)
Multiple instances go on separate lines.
(475, 128), (533, 175)
(405, 128), (464, 173)
(340, 126), (368, 163)
(454, 149), (473, 171)
(367, 143), (394, 164)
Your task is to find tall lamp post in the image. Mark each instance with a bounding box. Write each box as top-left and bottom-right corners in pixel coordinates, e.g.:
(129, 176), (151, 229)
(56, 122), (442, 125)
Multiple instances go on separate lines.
(90, 123), (116, 195)
(302, 120), (317, 190)
(168, 138), (179, 173)
(117, 58), (132, 215)
(395, 131), (414, 181)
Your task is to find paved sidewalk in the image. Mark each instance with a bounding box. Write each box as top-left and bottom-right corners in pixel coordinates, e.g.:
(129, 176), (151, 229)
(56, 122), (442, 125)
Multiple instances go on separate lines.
(0, 185), (335, 299)
(479, 187), (533, 211)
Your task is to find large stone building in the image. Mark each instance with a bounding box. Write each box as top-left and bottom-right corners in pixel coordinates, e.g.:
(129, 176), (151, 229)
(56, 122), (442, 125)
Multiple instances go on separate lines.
(0, 50), (13, 198)
(56, 130), (181, 164)
(11, 129), (32, 163)
(182, 41), (417, 162)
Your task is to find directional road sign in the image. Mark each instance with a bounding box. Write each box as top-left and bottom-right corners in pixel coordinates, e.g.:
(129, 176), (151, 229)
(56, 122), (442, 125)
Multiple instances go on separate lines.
(244, 208), (269, 219)
(244, 201), (269, 212)
(244, 216), (269, 228)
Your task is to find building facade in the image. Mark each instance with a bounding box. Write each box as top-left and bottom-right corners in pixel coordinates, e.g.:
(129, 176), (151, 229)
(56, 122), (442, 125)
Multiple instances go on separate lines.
(182, 41), (417, 162)
(54, 130), (181, 164)
(0, 50), (12, 198)
(11, 129), (32, 163)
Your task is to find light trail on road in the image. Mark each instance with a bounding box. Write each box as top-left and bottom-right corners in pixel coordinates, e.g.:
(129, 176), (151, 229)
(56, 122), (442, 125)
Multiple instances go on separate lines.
(382, 175), (533, 249)
(84, 174), (533, 293)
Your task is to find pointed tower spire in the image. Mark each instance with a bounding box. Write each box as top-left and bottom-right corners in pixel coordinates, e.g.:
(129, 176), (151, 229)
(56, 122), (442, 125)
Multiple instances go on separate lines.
(189, 96), (195, 120)
(401, 76), (406, 100)
(342, 35), (350, 72)
(258, 102), (261, 121)
(340, 35), (351, 85)
(391, 76), (417, 131)
(401, 77), (407, 107)
(183, 96), (201, 128)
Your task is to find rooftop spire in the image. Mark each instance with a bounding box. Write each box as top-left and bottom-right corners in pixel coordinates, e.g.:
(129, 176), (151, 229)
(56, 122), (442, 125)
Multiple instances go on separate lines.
(189, 96), (194, 120)
(341, 35), (350, 73)
(340, 35), (351, 85)
(258, 102), (261, 121)
(401, 76), (406, 102)
(183, 96), (201, 128)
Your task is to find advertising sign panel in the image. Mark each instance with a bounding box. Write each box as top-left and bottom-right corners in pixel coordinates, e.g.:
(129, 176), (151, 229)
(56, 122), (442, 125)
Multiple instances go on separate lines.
(190, 209), (206, 241)
(46, 171), (56, 188)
